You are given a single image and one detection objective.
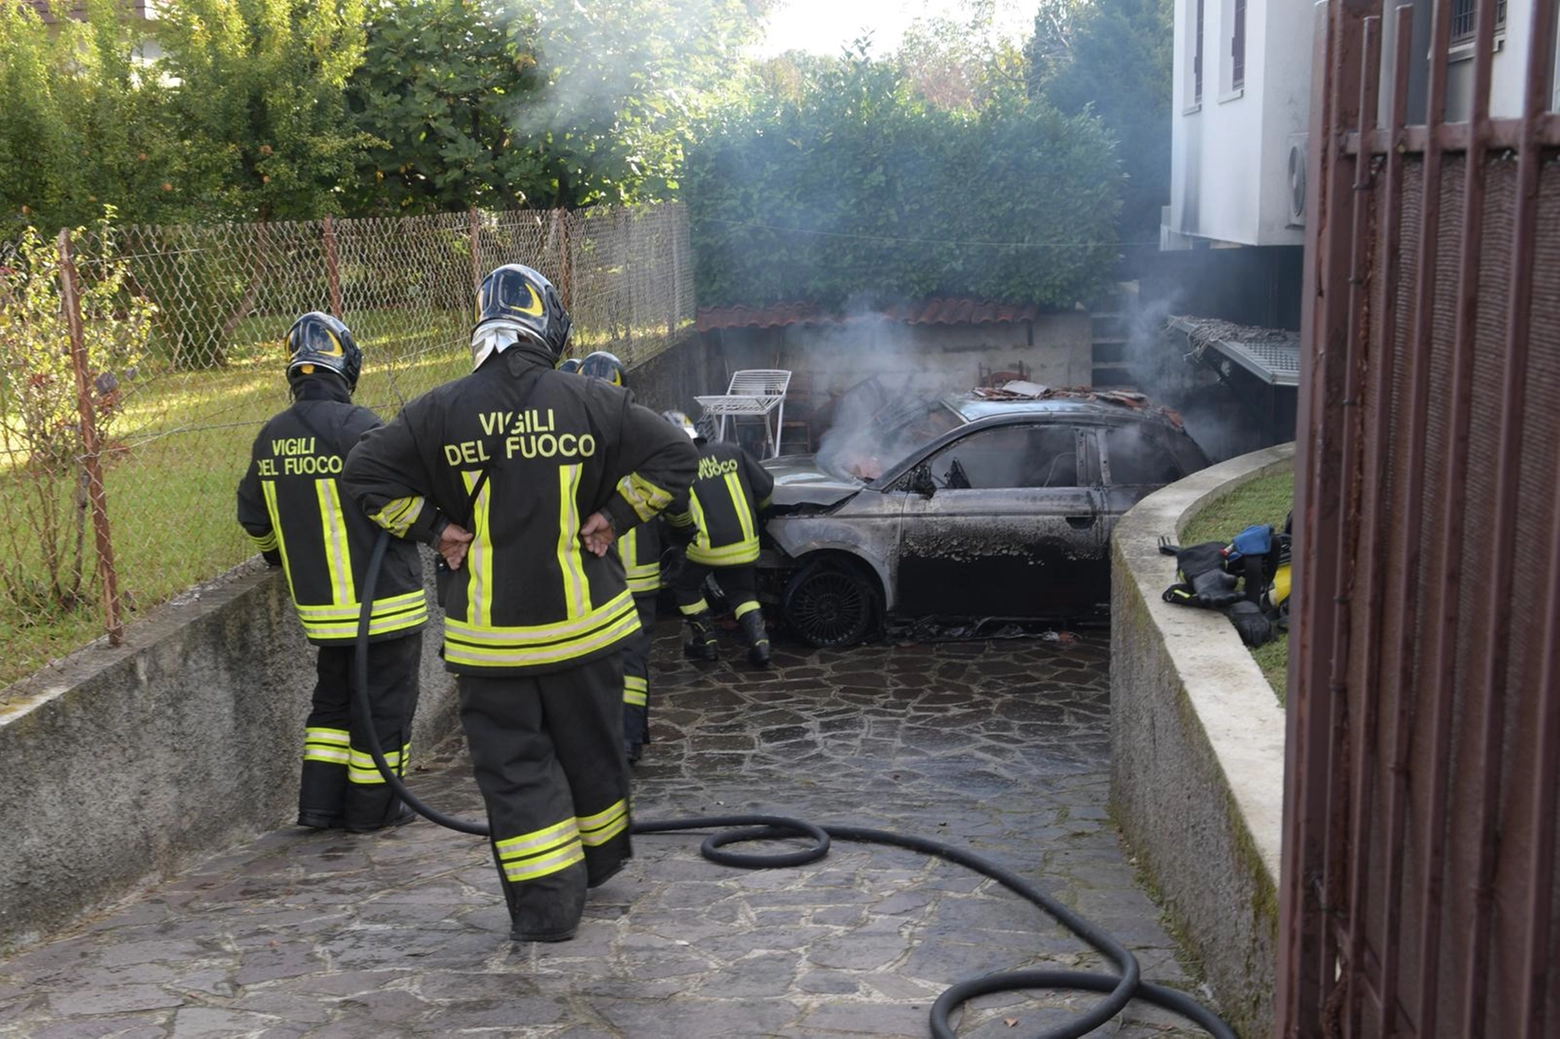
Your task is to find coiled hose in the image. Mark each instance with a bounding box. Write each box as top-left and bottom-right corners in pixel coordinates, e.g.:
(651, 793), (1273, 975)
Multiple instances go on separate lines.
(353, 530), (1236, 1039)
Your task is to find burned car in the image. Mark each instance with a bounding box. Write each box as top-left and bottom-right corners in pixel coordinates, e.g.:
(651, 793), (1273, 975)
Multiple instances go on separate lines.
(759, 381), (1210, 646)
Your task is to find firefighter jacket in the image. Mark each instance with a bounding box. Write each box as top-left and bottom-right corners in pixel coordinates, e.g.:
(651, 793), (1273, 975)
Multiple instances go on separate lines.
(668, 439), (775, 568)
(236, 375), (429, 645)
(619, 517), (663, 597)
(341, 343), (699, 676)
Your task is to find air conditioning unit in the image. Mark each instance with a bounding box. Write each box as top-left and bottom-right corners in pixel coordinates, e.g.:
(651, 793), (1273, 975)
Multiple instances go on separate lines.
(1286, 133), (1309, 227)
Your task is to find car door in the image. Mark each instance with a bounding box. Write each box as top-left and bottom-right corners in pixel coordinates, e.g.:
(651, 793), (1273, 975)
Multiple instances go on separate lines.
(1095, 421), (1194, 545)
(894, 422), (1106, 619)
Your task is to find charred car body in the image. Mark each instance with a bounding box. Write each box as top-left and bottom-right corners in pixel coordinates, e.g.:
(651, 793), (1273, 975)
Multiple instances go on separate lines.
(758, 381), (1210, 646)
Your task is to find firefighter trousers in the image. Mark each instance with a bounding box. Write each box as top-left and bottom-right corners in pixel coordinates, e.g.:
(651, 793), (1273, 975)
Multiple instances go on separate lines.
(300, 636), (422, 832)
(673, 560), (758, 617)
(458, 654), (632, 941)
(622, 593), (657, 753)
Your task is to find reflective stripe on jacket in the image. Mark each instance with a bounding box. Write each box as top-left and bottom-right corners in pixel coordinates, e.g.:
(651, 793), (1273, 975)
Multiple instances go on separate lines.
(619, 520), (662, 595)
(342, 345), (698, 675)
(236, 377), (428, 645)
(667, 440), (775, 568)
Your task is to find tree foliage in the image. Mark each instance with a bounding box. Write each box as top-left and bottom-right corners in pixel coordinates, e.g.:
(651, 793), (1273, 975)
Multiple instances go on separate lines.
(684, 44), (1123, 308)
(1026, 0), (1173, 243)
(154, 0), (374, 222)
(0, 1), (173, 234)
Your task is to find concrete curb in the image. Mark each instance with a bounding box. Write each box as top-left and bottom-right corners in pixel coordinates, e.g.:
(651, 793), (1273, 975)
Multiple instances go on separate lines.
(1109, 442), (1293, 1038)
(0, 555), (459, 957)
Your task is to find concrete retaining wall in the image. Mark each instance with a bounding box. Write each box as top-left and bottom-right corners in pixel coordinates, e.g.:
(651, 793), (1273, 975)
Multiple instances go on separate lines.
(1109, 442), (1292, 1037)
(0, 554), (460, 957)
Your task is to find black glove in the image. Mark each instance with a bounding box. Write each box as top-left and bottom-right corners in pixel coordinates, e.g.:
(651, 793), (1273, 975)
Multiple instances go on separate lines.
(1226, 601), (1273, 647)
(1191, 568), (1242, 608)
(262, 549), (282, 568)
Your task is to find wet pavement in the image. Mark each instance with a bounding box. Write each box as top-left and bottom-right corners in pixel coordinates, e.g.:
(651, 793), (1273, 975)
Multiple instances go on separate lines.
(0, 624), (1213, 1038)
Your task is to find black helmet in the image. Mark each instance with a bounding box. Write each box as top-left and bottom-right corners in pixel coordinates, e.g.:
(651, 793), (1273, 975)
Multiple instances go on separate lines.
(473, 264), (571, 367)
(662, 409), (698, 440)
(286, 312), (362, 391)
(579, 350), (626, 387)
(557, 357), (583, 374)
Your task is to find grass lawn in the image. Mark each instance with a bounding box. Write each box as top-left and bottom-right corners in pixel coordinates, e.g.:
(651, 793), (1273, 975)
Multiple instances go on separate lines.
(0, 308), (470, 694)
(1178, 469), (1295, 704)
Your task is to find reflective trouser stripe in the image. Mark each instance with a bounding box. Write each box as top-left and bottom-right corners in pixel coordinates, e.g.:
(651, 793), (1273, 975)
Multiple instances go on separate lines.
(303, 727), (350, 765)
(496, 818), (586, 883)
(348, 743), (410, 784)
(578, 799), (629, 847)
(624, 674), (648, 707)
(679, 598), (709, 616)
(734, 599), (761, 619)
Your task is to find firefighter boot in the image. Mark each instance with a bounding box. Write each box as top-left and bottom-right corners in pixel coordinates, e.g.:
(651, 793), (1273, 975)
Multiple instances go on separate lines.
(683, 611), (719, 661)
(737, 606), (771, 667)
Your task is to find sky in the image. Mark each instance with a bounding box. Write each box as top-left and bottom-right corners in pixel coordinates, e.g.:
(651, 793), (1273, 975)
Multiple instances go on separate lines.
(755, 0), (1037, 58)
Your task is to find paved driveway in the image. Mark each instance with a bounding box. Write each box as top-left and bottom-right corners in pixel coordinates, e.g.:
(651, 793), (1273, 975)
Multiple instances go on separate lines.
(0, 626), (1211, 1038)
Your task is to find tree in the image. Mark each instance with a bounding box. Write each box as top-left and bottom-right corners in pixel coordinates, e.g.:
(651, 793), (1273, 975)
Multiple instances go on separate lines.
(684, 46), (1123, 308)
(152, 0), (373, 223)
(0, 1), (172, 236)
(513, 0), (772, 209)
(345, 0), (544, 214)
(1026, 0), (1173, 244)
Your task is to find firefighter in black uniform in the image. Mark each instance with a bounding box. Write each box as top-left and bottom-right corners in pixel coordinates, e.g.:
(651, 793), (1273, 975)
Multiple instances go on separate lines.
(342, 265), (697, 943)
(577, 351), (659, 764)
(236, 312), (429, 833)
(664, 411), (776, 667)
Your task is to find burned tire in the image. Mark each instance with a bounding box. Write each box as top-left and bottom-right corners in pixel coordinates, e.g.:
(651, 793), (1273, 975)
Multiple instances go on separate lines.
(781, 559), (876, 648)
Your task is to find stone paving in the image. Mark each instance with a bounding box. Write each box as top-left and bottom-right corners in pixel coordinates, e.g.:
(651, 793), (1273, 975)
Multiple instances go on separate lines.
(0, 624), (1216, 1038)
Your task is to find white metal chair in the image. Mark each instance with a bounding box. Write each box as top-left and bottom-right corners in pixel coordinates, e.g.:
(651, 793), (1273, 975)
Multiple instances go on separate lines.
(694, 369), (792, 458)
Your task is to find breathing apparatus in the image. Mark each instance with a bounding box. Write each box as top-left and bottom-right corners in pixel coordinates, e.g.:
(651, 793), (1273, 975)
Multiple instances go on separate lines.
(351, 531), (1234, 1039)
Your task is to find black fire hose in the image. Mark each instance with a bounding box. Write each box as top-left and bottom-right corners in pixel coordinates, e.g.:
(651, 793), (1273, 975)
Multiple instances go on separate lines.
(352, 530), (1236, 1039)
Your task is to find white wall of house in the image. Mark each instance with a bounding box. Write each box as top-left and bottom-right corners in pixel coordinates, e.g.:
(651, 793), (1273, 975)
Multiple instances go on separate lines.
(1170, 0), (1546, 251)
(1169, 0), (1314, 247)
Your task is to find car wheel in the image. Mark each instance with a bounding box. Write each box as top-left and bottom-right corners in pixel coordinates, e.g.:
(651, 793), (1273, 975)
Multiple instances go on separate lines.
(782, 559), (876, 647)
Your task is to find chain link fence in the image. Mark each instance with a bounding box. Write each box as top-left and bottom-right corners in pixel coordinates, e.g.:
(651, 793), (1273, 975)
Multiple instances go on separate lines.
(0, 202), (694, 691)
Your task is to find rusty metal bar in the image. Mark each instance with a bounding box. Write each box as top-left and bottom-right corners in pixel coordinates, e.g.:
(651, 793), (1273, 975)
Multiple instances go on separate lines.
(1371, 11), (1421, 1033)
(1416, 0), (1499, 1031)
(1339, 16), (1384, 1035)
(1346, 112), (1560, 153)
(1278, 0), (1363, 1031)
(323, 215), (343, 318)
(1379, 0), (1453, 1029)
(57, 228), (124, 647)
(1467, 0), (1560, 1034)
(468, 206), (482, 297)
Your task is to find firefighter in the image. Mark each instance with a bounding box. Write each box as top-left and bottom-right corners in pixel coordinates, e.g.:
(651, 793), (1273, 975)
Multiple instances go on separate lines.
(664, 410), (776, 667)
(341, 265), (698, 943)
(578, 350), (656, 763)
(236, 312), (428, 833)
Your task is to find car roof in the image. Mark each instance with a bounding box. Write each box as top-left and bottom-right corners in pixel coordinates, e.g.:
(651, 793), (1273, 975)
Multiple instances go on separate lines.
(941, 390), (1185, 429)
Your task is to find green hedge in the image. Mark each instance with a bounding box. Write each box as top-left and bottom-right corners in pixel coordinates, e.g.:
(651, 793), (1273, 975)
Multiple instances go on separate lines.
(684, 61), (1124, 309)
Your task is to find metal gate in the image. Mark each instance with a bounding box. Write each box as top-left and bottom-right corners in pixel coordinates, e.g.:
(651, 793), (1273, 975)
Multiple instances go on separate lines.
(1281, 0), (1560, 1035)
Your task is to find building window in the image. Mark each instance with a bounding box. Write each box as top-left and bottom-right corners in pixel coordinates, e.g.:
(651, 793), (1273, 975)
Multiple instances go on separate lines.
(1450, 0), (1507, 46)
(1231, 0), (1246, 91)
(1193, 0), (1205, 103)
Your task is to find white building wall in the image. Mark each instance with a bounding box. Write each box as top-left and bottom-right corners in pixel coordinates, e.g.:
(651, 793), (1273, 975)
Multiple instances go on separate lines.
(1170, 0), (1541, 251)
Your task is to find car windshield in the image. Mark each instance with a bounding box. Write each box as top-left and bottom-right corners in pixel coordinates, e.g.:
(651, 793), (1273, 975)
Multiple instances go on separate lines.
(814, 390), (965, 482)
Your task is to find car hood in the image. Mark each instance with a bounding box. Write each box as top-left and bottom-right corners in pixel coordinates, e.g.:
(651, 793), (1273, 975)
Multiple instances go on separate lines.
(763, 455), (865, 508)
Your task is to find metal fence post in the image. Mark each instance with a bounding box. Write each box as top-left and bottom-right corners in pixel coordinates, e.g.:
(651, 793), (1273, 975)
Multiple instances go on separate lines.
(469, 207), (482, 295)
(323, 215), (343, 317)
(57, 228), (124, 647)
